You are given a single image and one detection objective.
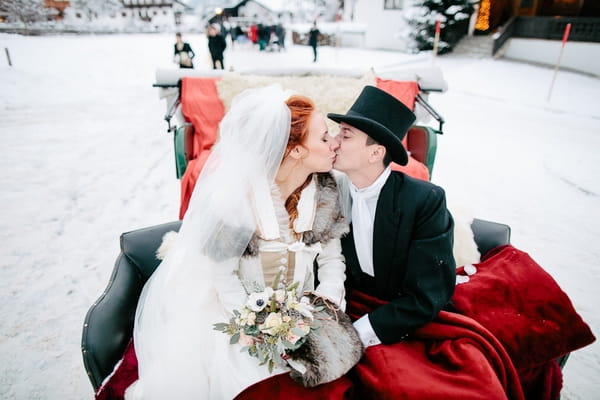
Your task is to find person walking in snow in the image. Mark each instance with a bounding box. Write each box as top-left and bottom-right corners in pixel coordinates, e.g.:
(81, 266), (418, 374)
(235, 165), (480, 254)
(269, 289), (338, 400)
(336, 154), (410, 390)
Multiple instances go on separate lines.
(207, 24), (227, 70)
(308, 21), (321, 62)
(275, 23), (286, 50)
(173, 32), (195, 69)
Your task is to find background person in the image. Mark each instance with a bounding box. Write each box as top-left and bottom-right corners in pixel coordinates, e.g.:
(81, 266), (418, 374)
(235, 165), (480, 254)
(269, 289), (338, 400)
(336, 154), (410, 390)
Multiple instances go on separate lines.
(308, 21), (320, 62)
(207, 24), (227, 70)
(173, 32), (195, 69)
(275, 23), (286, 50)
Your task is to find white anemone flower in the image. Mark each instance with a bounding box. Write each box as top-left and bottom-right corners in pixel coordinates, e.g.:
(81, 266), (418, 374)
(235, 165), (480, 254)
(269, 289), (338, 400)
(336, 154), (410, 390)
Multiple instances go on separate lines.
(246, 287), (274, 312)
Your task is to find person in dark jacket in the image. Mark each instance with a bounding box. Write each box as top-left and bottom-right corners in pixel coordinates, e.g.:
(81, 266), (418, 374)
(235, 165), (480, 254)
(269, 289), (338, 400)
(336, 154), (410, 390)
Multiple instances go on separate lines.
(328, 85), (456, 346)
(174, 32), (195, 69)
(275, 23), (286, 50)
(207, 25), (227, 70)
(257, 23), (270, 51)
(308, 21), (320, 62)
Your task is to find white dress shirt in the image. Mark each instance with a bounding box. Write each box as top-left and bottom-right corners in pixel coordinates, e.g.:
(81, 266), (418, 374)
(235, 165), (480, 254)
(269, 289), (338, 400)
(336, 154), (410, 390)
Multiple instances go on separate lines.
(349, 166), (392, 347)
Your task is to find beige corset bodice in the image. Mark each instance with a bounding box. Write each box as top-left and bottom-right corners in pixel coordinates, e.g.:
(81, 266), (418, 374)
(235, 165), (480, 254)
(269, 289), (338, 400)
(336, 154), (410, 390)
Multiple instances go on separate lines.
(260, 248), (296, 287)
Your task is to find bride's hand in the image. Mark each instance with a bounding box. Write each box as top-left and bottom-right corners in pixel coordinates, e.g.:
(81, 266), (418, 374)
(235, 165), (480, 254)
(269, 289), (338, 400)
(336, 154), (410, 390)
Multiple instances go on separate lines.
(303, 291), (339, 309)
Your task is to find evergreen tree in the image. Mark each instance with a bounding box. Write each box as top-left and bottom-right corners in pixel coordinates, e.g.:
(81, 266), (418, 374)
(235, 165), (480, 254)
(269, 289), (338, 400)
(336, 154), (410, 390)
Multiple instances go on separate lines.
(404, 0), (475, 54)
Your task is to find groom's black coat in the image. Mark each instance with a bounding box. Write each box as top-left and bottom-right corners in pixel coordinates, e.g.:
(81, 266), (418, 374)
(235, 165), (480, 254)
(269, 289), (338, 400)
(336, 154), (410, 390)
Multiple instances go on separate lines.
(342, 171), (456, 344)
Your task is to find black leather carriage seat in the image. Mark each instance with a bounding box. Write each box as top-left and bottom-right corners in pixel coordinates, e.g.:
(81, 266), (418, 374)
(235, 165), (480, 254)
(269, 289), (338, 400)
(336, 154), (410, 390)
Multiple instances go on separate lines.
(81, 221), (182, 390)
(81, 218), (510, 391)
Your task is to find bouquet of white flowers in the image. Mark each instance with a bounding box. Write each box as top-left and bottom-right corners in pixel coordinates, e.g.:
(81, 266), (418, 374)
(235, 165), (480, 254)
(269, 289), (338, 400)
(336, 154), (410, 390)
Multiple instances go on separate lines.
(214, 272), (323, 373)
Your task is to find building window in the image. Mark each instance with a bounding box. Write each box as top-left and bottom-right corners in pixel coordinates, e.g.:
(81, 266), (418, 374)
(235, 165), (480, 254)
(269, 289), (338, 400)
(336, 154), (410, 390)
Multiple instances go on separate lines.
(384, 0), (403, 9)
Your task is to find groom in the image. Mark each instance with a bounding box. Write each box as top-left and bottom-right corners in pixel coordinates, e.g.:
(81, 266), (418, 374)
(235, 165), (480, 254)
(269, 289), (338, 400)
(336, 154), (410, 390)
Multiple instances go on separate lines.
(328, 86), (456, 347)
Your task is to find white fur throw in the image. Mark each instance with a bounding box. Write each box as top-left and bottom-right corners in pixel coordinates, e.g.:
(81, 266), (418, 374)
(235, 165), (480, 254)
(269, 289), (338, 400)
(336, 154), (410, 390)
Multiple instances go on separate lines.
(155, 230), (179, 260)
(447, 201), (481, 267)
(216, 72), (376, 135)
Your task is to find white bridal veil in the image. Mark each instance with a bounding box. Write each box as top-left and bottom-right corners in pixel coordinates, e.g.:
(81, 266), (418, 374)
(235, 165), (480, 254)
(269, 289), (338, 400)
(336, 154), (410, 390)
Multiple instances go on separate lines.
(129, 85), (293, 399)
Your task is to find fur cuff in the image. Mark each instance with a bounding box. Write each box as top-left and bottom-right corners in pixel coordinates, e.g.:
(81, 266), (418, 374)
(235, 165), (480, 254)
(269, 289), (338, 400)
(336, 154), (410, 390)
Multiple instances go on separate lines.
(287, 294), (363, 387)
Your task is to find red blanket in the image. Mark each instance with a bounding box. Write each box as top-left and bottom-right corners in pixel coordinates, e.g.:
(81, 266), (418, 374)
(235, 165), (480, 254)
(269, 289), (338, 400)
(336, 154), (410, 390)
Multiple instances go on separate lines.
(345, 291), (525, 400)
(95, 300), (524, 400)
(178, 77), (224, 219)
(239, 289), (525, 399)
(238, 310), (524, 400)
(95, 340), (138, 400)
(375, 78), (430, 182)
(375, 78), (419, 111)
(95, 245), (594, 400)
(451, 245), (595, 400)
(453, 245), (595, 371)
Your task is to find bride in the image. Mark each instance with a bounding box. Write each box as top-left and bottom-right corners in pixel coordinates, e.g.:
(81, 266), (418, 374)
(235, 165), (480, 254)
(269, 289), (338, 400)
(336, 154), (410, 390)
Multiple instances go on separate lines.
(125, 85), (361, 399)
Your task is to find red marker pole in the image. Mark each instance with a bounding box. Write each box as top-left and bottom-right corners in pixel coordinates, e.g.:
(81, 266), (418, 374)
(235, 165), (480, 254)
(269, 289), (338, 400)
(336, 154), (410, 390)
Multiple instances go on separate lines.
(432, 19), (441, 63)
(547, 23), (571, 101)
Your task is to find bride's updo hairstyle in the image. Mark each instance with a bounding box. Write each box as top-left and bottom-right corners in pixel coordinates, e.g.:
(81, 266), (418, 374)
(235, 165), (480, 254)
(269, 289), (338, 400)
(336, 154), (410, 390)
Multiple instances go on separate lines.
(284, 95), (316, 229)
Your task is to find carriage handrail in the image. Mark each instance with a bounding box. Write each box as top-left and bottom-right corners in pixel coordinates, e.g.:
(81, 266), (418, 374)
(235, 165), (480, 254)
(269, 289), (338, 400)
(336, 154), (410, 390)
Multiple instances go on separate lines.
(415, 93), (444, 134)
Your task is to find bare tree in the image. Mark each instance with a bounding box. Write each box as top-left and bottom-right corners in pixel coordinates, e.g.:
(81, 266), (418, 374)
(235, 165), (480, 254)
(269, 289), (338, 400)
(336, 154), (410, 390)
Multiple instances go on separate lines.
(1, 0), (51, 24)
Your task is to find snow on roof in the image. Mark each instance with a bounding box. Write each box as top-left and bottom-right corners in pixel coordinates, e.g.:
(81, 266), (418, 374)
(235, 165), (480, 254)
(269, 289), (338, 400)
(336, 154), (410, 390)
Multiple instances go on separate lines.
(253, 0), (285, 12)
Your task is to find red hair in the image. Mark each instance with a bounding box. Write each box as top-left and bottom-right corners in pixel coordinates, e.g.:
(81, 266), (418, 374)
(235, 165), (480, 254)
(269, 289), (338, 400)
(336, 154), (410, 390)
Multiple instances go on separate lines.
(285, 95), (315, 155)
(284, 95), (315, 230)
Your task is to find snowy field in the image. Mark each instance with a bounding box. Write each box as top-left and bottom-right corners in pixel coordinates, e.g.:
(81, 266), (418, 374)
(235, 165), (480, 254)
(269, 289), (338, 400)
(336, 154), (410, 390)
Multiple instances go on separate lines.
(0, 32), (599, 399)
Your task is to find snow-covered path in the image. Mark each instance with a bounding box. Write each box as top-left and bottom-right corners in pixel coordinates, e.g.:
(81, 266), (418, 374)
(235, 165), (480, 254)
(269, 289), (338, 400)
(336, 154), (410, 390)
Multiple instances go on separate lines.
(1, 33), (598, 399)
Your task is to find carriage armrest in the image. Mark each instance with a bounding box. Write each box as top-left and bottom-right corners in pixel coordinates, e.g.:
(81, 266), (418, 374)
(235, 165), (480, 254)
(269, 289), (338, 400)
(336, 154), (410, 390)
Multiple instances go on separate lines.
(471, 218), (511, 258)
(81, 221), (182, 391)
(120, 221), (182, 281)
(406, 126), (438, 177)
(82, 253), (144, 391)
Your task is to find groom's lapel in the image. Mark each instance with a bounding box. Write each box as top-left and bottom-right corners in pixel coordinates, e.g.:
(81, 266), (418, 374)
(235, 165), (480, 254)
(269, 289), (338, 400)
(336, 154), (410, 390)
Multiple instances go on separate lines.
(373, 176), (402, 287)
(341, 226), (362, 285)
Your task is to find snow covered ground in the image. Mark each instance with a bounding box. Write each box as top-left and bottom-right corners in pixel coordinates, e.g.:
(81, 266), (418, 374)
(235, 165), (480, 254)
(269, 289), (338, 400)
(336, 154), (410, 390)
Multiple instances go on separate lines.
(0, 32), (598, 399)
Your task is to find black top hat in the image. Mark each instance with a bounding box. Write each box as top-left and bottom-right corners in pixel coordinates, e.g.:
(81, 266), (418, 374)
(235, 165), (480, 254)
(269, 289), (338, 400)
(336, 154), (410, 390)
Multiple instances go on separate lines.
(327, 86), (416, 166)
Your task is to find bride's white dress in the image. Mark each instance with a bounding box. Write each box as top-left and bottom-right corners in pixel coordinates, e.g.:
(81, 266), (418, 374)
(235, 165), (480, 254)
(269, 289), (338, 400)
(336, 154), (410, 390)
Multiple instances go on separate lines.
(125, 177), (346, 400)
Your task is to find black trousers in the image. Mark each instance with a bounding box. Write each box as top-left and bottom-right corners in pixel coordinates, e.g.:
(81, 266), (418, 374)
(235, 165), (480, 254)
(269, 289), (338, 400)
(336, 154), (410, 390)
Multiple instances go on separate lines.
(211, 53), (224, 69)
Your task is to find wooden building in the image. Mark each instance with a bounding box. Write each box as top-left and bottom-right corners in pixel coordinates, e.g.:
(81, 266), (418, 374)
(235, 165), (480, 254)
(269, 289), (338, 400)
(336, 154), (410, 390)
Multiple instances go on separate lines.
(44, 0), (70, 20)
(476, 0), (600, 33)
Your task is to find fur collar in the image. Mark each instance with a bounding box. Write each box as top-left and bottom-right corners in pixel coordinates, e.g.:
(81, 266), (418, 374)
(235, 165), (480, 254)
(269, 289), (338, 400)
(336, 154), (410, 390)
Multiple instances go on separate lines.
(244, 172), (348, 257)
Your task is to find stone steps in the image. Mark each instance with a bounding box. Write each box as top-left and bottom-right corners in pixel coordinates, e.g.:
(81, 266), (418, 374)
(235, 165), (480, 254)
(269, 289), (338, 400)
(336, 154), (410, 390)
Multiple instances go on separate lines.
(451, 35), (495, 58)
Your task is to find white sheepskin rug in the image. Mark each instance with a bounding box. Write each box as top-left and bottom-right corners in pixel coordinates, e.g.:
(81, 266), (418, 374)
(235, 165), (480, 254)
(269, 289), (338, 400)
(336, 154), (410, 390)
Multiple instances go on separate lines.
(216, 72), (376, 135)
(447, 201), (481, 267)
